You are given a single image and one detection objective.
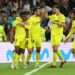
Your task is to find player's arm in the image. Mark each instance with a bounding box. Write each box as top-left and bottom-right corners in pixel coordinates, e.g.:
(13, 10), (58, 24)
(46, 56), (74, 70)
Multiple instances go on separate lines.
(18, 22), (25, 28)
(65, 27), (75, 40)
(25, 24), (30, 38)
(25, 25), (31, 30)
(25, 27), (30, 44)
(10, 27), (15, 43)
(64, 20), (75, 42)
(10, 21), (16, 43)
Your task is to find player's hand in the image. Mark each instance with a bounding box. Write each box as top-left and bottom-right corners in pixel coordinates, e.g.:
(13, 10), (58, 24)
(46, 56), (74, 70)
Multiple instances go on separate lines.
(18, 23), (24, 27)
(52, 20), (58, 24)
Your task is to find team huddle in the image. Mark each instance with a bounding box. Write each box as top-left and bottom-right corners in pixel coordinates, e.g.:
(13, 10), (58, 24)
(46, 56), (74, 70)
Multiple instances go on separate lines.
(0, 4), (75, 69)
(10, 7), (42, 69)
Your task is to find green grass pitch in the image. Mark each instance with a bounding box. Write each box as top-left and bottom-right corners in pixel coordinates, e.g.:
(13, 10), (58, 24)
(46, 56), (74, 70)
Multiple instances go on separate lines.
(0, 62), (75, 75)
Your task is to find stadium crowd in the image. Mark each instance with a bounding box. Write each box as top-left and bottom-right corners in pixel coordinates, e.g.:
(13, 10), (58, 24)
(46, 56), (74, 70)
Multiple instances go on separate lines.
(0, 0), (75, 42)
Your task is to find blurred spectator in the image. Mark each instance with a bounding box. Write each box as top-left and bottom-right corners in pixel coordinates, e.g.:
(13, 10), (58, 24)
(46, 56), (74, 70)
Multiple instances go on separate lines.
(53, 0), (60, 5)
(0, 0), (3, 8)
(2, 2), (10, 16)
(7, 0), (15, 12)
(0, 10), (8, 28)
(40, 1), (52, 15)
(69, 0), (75, 9)
(36, 0), (40, 6)
(23, 0), (34, 11)
(41, 18), (49, 27)
(60, 0), (71, 17)
(45, 26), (51, 41)
(0, 10), (3, 24)
(45, 0), (55, 7)
(23, 0), (30, 11)
(4, 23), (12, 41)
(64, 11), (72, 36)
(8, 11), (17, 26)
(40, 1), (52, 27)
(18, 0), (24, 9)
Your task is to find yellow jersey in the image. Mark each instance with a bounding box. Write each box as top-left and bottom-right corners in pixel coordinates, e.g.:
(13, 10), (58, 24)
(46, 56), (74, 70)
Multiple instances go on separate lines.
(28, 15), (41, 39)
(24, 19), (32, 38)
(13, 17), (26, 40)
(48, 14), (65, 36)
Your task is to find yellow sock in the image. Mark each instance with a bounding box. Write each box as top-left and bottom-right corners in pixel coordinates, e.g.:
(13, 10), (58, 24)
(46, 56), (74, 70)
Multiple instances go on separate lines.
(57, 51), (64, 62)
(15, 53), (20, 66)
(52, 52), (57, 66)
(26, 53), (31, 62)
(12, 52), (16, 65)
(36, 53), (40, 65)
(21, 54), (25, 65)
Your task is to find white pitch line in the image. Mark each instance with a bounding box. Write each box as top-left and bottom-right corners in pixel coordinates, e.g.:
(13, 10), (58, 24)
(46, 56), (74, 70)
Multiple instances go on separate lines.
(24, 62), (51, 75)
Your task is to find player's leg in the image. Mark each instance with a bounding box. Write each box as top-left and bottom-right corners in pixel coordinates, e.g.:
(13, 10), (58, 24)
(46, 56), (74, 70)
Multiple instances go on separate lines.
(20, 40), (26, 66)
(19, 48), (25, 65)
(72, 38), (75, 56)
(26, 48), (33, 62)
(25, 39), (34, 68)
(11, 46), (20, 69)
(25, 47), (33, 68)
(11, 39), (21, 69)
(50, 35), (58, 67)
(50, 36), (66, 68)
(35, 47), (41, 68)
(51, 45), (58, 68)
(35, 39), (42, 68)
(51, 45), (66, 68)
(56, 38), (66, 68)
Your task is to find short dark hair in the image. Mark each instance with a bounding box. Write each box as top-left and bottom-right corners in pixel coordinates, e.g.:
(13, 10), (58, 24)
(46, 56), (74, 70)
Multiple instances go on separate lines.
(19, 11), (27, 16)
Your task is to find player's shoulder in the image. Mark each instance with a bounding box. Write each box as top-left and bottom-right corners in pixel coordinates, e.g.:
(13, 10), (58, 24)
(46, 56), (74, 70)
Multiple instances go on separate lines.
(72, 20), (75, 22)
(13, 17), (22, 24)
(47, 14), (55, 19)
(28, 15), (36, 22)
(29, 15), (35, 19)
(60, 13), (65, 18)
(72, 20), (75, 28)
(72, 20), (75, 27)
(15, 17), (22, 22)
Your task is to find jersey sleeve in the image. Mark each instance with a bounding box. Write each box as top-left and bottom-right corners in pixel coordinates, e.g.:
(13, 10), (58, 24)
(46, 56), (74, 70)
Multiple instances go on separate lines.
(13, 20), (18, 28)
(66, 20), (75, 39)
(25, 25), (31, 30)
(72, 20), (75, 28)
(66, 27), (75, 40)
(60, 15), (66, 23)
(28, 17), (34, 26)
(47, 15), (52, 19)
